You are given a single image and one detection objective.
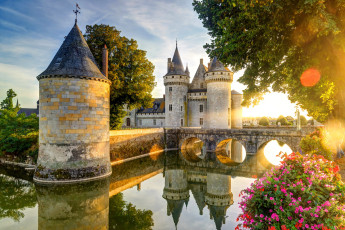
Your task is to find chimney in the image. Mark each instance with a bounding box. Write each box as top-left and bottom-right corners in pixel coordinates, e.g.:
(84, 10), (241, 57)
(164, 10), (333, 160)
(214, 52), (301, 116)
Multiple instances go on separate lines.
(102, 44), (108, 78)
(200, 58), (203, 65)
(163, 94), (165, 100)
(167, 58), (171, 72)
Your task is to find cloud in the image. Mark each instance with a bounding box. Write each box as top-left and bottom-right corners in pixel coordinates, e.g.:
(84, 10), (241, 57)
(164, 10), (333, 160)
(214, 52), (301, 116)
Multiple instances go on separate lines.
(0, 63), (39, 108)
(0, 6), (35, 21)
(0, 19), (27, 32)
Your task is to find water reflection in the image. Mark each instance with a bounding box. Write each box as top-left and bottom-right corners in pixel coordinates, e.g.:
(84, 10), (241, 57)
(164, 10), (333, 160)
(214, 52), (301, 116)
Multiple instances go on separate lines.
(216, 139), (246, 166)
(35, 179), (109, 230)
(181, 137), (206, 162)
(0, 143), (295, 230)
(260, 140), (293, 166)
(0, 174), (36, 222)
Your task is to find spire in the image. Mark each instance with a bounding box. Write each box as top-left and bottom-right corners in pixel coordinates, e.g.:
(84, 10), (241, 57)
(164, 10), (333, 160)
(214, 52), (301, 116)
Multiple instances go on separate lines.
(208, 56), (229, 72)
(185, 63), (190, 76)
(37, 23), (108, 81)
(166, 41), (186, 76)
(15, 99), (19, 108)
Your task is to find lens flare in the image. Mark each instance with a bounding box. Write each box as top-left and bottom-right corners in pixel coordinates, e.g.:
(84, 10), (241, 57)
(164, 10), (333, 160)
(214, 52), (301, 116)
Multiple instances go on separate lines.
(300, 68), (321, 87)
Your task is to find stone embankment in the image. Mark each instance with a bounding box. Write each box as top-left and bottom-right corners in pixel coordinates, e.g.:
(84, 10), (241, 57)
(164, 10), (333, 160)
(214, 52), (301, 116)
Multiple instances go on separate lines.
(109, 128), (165, 161)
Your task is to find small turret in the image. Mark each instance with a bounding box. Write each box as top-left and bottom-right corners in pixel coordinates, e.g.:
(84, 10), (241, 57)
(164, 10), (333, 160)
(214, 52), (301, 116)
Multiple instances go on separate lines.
(185, 64), (190, 76)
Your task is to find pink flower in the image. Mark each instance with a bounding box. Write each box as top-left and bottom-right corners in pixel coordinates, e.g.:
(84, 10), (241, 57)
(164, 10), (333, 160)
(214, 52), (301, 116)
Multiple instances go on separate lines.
(270, 197), (274, 200)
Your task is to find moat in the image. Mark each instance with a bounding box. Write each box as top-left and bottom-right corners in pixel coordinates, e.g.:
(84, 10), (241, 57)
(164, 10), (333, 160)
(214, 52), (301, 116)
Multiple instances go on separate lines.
(0, 140), (291, 230)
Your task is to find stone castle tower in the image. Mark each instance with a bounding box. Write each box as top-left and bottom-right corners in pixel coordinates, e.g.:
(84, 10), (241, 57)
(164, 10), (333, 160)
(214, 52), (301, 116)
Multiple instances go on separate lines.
(34, 22), (112, 182)
(164, 44), (190, 127)
(163, 45), (242, 129)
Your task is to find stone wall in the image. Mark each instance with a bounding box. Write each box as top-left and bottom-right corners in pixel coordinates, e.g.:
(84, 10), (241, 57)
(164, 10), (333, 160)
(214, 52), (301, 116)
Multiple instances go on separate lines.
(36, 78), (111, 181)
(109, 128), (164, 161)
(188, 97), (207, 128)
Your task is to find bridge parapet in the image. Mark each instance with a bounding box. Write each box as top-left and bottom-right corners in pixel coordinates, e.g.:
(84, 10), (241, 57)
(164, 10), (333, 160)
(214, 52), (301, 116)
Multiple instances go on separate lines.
(165, 127), (312, 154)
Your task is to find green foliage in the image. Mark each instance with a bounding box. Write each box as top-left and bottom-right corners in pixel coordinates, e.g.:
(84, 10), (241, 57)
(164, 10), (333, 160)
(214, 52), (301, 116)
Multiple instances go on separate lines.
(1, 89), (16, 110)
(238, 152), (345, 229)
(193, 0), (345, 122)
(85, 24), (156, 129)
(0, 90), (38, 161)
(276, 115), (288, 126)
(300, 115), (307, 126)
(259, 116), (270, 126)
(300, 129), (333, 160)
(0, 175), (37, 222)
(109, 193), (153, 230)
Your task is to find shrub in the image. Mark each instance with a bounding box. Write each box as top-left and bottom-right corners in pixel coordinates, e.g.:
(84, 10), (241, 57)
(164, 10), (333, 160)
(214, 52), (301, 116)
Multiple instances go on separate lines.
(276, 115), (289, 126)
(300, 129), (333, 161)
(259, 117), (270, 126)
(237, 152), (345, 230)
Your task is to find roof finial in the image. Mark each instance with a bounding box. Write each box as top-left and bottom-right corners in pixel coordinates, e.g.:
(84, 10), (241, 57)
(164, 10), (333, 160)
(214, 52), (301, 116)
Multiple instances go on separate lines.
(73, 3), (81, 24)
(176, 38), (177, 48)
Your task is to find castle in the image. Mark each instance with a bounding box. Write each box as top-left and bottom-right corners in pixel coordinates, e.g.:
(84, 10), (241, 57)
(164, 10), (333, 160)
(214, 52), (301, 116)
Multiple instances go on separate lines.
(123, 44), (243, 129)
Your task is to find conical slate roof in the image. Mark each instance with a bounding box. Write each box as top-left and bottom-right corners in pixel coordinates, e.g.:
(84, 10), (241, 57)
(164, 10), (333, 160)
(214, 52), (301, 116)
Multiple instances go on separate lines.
(190, 62), (207, 90)
(208, 57), (229, 72)
(167, 45), (187, 76)
(231, 90), (242, 95)
(37, 23), (108, 81)
(167, 199), (187, 228)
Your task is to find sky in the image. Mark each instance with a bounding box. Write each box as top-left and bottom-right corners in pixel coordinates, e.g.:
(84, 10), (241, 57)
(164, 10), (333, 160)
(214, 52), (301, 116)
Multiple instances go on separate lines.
(0, 0), (309, 118)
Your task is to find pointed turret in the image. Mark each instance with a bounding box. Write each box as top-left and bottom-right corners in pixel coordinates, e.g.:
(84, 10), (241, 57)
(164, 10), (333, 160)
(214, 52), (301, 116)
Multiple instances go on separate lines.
(15, 99), (19, 108)
(37, 23), (108, 82)
(166, 43), (186, 76)
(185, 64), (190, 76)
(208, 56), (229, 72)
(190, 58), (208, 89)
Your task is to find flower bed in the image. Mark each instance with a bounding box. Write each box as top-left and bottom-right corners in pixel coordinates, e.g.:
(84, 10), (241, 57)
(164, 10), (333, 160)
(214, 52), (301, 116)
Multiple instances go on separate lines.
(237, 152), (345, 230)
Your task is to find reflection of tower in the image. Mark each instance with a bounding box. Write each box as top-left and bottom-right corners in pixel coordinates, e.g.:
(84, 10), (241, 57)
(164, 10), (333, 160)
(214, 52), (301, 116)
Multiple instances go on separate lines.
(163, 169), (190, 228)
(36, 179), (109, 230)
(226, 140), (245, 163)
(188, 170), (207, 215)
(205, 173), (233, 230)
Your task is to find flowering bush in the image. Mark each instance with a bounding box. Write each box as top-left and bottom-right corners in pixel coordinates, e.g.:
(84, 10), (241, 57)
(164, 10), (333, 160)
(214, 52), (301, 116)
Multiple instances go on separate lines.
(237, 152), (345, 230)
(300, 128), (333, 161)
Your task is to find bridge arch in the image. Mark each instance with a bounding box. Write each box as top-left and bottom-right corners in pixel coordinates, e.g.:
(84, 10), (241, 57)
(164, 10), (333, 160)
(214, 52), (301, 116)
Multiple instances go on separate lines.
(180, 136), (206, 162)
(215, 138), (247, 166)
(257, 139), (293, 166)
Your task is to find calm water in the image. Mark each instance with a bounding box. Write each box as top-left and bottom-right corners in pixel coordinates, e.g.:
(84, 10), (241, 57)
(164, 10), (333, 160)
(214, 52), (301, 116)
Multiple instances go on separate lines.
(0, 143), (289, 230)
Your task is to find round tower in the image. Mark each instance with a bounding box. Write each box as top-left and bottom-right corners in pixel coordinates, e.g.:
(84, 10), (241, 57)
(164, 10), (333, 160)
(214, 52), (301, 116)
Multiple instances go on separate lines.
(205, 57), (233, 129)
(164, 43), (189, 127)
(34, 22), (112, 183)
(231, 90), (243, 129)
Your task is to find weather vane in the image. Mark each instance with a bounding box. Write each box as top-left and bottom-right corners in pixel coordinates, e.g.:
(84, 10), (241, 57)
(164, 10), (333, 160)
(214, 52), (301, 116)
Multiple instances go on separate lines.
(73, 3), (81, 23)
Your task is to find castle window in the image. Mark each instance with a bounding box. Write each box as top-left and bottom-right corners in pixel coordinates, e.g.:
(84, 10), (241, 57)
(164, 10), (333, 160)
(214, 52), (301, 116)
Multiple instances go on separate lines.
(184, 95), (186, 102)
(221, 72), (223, 74)
(180, 76), (182, 78)
(180, 106), (183, 111)
(181, 119), (183, 126)
(169, 104), (172, 111)
(169, 87), (172, 92)
(200, 118), (203, 125)
(139, 119), (142, 126)
(153, 119), (156, 125)
(200, 104), (203, 113)
(172, 76), (174, 78)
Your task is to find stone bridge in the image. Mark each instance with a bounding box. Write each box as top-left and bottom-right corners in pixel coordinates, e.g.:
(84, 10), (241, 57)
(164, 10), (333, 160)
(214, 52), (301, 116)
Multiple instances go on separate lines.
(165, 127), (312, 154)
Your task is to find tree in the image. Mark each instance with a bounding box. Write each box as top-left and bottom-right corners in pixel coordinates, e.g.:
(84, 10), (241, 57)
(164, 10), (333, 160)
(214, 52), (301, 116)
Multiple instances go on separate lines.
(109, 193), (153, 230)
(193, 0), (345, 122)
(1, 89), (16, 110)
(259, 117), (269, 126)
(85, 24), (156, 129)
(276, 115), (288, 126)
(0, 89), (38, 160)
(300, 115), (307, 126)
